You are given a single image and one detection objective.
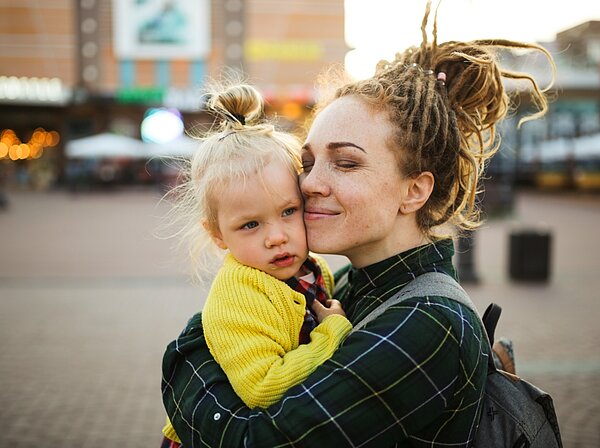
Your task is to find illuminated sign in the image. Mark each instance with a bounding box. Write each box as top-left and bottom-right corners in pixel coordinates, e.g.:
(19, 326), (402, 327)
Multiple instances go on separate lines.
(0, 76), (71, 104)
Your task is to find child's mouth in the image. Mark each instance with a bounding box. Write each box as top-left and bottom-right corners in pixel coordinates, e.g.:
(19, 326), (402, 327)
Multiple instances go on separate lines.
(273, 254), (295, 268)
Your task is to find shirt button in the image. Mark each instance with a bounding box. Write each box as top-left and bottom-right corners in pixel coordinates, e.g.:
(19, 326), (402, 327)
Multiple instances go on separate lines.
(213, 412), (221, 421)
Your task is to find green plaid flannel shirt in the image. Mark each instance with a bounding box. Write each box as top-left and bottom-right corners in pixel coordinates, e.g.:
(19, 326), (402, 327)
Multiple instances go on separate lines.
(162, 239), (488, 447)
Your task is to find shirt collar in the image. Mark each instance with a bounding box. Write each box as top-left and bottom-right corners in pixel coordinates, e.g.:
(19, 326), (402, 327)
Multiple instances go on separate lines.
(285, 256), (325, 295)
(347, 239), (455, 297)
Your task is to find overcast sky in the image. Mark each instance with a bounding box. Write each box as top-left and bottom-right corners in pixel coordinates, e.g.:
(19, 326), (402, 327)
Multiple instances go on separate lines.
(345, 0), (600, 78)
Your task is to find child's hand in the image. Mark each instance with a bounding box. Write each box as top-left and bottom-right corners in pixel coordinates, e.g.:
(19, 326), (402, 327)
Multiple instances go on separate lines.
(311, 299), (346, 323)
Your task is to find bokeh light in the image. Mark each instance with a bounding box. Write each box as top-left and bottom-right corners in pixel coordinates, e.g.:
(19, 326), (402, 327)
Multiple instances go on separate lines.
(140, 108), (184, 144)
(280, 101), (303, 120)
(0, 127), (60, 160)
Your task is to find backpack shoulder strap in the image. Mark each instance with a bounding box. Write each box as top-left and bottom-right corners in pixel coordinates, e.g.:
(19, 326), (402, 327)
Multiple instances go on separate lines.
(350, 272), (500, 371)
(351, 272), (493, 346)
(482, 302), (502, 347)
(352, 272), (469, 331)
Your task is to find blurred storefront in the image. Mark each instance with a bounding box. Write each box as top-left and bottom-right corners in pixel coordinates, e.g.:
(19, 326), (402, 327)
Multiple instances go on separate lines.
(503, 21), (600, 195)
(478, 20), (600, 217)
(2, 2), (599, 194)
(0, 0), (347, 189)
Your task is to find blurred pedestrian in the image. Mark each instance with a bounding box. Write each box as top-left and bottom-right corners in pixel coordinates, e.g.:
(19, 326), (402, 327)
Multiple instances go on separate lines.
(0, 162), (9, 210)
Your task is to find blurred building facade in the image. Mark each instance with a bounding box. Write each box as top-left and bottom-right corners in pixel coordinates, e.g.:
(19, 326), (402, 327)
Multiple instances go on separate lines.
(491, 20), (600, 197)
(1, 2), (600, 193)
(0, 0), (346, 187)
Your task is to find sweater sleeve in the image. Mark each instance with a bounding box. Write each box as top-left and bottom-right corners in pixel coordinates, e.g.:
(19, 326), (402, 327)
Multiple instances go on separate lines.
(202, 258), (352, 409)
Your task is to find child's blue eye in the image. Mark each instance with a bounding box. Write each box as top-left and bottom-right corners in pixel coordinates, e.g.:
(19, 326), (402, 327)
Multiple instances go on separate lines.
(282, 208), (296, 217)
(241, 221), (259, 230)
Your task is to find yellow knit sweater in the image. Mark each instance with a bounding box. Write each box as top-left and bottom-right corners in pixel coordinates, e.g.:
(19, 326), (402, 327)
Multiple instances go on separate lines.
(204, 253), (352, 408)
(162, 253), (352, 442)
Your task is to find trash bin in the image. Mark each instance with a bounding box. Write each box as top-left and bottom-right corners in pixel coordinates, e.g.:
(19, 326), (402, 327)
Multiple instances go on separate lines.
(508, 229), (552, 282)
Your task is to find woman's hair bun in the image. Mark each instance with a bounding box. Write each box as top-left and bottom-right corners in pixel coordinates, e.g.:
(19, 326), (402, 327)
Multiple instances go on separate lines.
(206, 84), (265, 127)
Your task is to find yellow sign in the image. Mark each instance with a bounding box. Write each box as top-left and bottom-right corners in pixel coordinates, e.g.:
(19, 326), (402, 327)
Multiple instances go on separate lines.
(245, 40), (323, 61)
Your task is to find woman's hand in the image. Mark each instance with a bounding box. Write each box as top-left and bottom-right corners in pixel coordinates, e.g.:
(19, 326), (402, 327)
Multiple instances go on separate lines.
(311, 298), (346, 322)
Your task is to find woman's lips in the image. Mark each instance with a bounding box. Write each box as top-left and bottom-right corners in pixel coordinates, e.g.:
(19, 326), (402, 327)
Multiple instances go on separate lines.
(303, 207), (339, 220)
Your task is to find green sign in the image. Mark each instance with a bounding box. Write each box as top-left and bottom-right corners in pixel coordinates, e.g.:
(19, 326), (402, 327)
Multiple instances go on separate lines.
(116, 87), (164, 104)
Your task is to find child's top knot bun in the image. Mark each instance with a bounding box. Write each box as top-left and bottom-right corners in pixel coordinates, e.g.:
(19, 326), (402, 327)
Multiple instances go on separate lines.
(206, 84), (265, 128)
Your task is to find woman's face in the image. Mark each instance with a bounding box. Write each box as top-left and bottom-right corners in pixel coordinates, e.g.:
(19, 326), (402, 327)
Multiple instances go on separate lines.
(300, 95), (414, 267)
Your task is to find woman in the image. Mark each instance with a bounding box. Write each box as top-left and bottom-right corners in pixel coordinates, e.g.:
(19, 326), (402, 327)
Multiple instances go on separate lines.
(161, 3), (553, 446)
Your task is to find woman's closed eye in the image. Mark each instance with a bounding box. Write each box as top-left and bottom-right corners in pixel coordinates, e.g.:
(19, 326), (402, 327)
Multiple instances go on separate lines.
(335, 159), (359, 169)
(302, 159), (358, 172)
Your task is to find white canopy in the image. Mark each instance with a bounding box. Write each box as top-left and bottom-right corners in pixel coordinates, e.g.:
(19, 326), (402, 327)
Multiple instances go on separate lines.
(521, 133), (600, 163)
(574, 133), (600, 159)
(145, 135), (199, 158)
(65, 133), (146, 159)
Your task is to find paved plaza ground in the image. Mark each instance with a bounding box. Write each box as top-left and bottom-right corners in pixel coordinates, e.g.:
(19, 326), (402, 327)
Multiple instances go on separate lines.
(0, 188), (598, 447)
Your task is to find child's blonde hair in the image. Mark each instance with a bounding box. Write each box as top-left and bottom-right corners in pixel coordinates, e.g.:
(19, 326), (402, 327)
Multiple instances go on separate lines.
(169, 83), (302, 281)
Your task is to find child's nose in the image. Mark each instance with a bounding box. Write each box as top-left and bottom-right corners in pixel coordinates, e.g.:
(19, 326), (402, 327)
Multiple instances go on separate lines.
(265, 226), (288, 248)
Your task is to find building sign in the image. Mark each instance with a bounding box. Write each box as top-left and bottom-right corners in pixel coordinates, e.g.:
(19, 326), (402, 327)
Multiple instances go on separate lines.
(116, 87), (165, 104)
(116, 86), (205, 111)
(245, 40), (324, 61)
(112, 0), (210, 59)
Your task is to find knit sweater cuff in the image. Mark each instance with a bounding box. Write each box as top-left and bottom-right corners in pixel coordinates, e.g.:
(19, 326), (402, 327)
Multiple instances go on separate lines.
(318, 314), (353, 341)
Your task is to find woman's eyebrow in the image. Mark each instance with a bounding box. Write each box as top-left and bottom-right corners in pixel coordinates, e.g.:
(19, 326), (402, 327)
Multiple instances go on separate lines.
(301, 142), (366, 153)
(327, 142), (366, 153)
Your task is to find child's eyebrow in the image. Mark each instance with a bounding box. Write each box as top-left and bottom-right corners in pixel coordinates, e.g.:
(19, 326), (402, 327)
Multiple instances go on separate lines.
(231, 213), (258, 224)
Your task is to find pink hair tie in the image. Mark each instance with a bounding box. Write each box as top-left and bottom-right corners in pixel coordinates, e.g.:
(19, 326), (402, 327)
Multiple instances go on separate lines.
(437, 71), (447, 85)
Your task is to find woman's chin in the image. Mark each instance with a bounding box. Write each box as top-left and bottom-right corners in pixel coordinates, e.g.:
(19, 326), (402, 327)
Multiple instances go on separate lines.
(305, 219), (354, 255)
(307, 235), (344, 255)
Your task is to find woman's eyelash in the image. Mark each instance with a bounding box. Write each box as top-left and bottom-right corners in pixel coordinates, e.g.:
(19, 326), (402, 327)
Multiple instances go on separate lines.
(334, 159), (360, 169)
(302, 160), (359, 169)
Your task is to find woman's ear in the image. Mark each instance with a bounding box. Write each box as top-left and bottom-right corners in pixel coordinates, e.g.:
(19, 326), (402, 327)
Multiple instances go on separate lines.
(400, 171), (434, 214)
(203, 220), (228, 250)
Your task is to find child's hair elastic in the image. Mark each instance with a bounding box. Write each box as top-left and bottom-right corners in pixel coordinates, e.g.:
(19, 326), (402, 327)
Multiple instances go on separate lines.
(231, 113), (246, 125)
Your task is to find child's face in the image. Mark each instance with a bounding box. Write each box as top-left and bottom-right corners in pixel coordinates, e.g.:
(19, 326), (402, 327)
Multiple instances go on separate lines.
(212, 159), (308, 281)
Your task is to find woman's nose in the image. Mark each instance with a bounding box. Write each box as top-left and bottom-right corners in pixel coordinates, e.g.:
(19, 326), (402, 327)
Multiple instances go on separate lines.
(300, 163), (331, 197)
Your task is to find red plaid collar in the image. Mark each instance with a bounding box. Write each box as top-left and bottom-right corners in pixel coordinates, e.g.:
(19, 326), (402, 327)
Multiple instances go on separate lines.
(285, 256), (328, 305)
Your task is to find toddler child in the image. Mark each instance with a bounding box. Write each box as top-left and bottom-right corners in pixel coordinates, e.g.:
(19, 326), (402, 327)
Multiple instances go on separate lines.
(161, 83), (352, 445)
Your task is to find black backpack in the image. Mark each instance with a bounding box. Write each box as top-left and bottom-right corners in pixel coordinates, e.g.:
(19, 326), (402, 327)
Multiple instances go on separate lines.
(351, 272), (563, 448)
